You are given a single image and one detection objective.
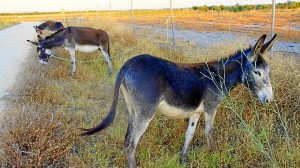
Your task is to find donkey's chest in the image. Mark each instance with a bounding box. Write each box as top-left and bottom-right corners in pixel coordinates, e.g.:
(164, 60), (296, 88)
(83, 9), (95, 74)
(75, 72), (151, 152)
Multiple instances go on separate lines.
(157, 100), (204, 119)
(75, 44), (99, 52)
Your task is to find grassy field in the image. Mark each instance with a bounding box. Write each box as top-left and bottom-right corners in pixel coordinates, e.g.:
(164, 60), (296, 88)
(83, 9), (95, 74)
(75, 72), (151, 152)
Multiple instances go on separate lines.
(0, 10), (300, 167)
(1, 8), (299, 42)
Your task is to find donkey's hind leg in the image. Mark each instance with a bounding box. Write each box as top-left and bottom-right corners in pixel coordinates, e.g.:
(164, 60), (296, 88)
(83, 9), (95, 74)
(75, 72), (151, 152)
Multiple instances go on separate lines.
(99, 46), (113, 76)
(124, 100), (155, 168)
(125, 116), (153, 168)
(204, 110), (217, 151)
(180, 114), (201, 164)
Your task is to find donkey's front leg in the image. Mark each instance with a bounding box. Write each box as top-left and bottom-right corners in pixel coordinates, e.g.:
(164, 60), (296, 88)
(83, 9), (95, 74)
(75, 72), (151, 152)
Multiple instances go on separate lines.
(69, 49), (76, 76)
(180, 114), (200, 165)
(204, 110), (217, 151)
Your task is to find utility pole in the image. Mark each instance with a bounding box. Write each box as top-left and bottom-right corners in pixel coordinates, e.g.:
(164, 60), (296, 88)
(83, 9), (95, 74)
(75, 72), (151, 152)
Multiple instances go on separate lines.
(170, 0), (175, 49)
(271, 0), (276, 38)
(61, 9), (66, 23)
(109, 2), (112, 16)
(96, 5), (98, 19)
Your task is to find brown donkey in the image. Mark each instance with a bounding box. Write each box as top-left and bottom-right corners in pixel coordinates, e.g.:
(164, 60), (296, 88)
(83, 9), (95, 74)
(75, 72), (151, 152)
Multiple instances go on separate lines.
(27, 26), (113, 76)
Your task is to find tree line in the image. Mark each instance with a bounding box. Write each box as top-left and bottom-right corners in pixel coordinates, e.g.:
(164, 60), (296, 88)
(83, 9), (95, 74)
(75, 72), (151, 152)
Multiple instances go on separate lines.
(192, 1), (300, 12)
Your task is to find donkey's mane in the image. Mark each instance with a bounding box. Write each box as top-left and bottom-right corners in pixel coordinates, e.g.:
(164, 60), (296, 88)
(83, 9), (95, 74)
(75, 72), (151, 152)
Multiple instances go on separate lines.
(225, 46), (251, 62)
(38, 22), (47, 27)
(38, 21), (52, 28)
(44, 28), (66, 40)
(40, 28), (68, 48)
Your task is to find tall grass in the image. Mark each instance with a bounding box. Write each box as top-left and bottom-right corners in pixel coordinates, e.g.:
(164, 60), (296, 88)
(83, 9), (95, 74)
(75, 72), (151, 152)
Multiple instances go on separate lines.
(0, 18), (299, 167)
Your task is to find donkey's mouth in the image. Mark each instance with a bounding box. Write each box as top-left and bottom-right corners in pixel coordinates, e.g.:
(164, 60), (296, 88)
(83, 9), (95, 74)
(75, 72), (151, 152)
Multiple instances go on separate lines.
(39, 59), (48, 65)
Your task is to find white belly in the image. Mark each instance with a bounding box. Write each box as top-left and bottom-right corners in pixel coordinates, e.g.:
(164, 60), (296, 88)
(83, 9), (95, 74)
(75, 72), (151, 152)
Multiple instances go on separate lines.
(75, 44), (99, 52)
(157, 101), (204, 119)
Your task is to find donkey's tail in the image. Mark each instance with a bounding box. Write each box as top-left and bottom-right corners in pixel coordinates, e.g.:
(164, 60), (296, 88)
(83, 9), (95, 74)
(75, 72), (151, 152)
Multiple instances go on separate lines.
(108, 42), (111, 57)
(80, 68), (126, 136)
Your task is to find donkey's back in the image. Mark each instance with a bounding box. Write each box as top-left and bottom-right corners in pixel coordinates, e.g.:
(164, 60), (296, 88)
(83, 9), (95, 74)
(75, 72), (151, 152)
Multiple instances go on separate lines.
(67, 27), (110, 46)
(121, 55), (217, 111)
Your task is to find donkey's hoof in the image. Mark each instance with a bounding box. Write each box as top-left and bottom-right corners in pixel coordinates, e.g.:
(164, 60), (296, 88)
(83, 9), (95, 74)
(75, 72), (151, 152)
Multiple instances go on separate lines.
(180, 155), (189, 165)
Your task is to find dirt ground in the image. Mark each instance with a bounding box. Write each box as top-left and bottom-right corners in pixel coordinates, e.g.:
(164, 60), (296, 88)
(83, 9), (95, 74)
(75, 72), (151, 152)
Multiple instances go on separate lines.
(133, 24), (300, 56)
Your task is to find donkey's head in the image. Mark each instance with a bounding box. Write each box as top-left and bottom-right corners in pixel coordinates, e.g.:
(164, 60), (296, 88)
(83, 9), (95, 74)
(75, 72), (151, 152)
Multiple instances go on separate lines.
(33, 25), (42, 35)
(242, 34), (277, 104)
(27, 39), (52, 65)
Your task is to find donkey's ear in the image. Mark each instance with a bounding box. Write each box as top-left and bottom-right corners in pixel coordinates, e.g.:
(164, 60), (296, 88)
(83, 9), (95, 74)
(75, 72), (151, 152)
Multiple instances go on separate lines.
(27, 40), (39, 46)
(260, 34), (277, 55)
(37, 35), (44, 42)
(248, 34), (266, 62)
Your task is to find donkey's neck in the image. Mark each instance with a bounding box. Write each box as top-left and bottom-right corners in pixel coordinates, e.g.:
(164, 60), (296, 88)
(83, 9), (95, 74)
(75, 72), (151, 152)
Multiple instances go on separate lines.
(219, 60), (243, 94)
(41, 29), (68, 48)
(213, 48), (250, 95)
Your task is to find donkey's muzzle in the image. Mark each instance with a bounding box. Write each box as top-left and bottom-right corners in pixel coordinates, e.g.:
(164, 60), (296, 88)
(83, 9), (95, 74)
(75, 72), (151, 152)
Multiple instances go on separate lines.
(39, 59), (48, 65)
(258, 91), (274, 104)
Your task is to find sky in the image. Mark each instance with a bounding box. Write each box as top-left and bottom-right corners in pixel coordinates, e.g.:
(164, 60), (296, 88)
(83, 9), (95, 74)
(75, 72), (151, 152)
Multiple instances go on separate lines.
(0, 0), (297, 13)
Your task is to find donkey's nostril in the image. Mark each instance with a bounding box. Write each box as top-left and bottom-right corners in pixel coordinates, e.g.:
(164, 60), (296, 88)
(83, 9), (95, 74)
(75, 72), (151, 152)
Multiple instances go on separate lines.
(265, 99), (270, 104)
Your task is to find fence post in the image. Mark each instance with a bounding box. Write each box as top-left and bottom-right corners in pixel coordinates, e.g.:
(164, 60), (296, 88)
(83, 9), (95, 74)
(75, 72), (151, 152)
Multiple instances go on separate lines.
(109, 2), (112, 16)
(270, 0), (276, 58)
(170, 0), (175, 49)
(61, 9), (66, 23)
(166, 17), (169, 43)
(271, 0), (276, 38)
(131, 0), (135, 36)
(228, 13), (232, 31)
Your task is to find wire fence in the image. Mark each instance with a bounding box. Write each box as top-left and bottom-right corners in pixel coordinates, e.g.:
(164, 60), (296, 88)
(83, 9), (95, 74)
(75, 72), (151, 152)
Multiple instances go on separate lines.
(21, 2), (299, 166)
(50, 2), (300, 57)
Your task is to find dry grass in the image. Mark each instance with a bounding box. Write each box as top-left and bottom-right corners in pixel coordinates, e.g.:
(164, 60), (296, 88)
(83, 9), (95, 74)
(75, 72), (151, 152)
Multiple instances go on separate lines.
(0, 21), (19, 30)
(111, 9), (300, 42)
(0, 17), (299, 167)
(0, 8), (299, 41)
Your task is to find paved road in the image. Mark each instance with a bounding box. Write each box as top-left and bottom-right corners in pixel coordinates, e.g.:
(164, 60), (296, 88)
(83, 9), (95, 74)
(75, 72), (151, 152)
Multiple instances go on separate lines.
(0, 22), (39, 111)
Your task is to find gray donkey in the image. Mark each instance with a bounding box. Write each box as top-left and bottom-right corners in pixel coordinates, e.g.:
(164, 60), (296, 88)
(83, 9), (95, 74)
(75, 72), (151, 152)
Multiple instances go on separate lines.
(27, 26), (113, 76)
(81, 34), (276, 167)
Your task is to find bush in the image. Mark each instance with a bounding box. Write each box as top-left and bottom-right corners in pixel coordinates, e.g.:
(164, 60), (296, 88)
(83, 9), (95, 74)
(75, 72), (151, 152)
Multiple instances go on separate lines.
(192, 6), (199, 10)
(199, 6), (209, 12)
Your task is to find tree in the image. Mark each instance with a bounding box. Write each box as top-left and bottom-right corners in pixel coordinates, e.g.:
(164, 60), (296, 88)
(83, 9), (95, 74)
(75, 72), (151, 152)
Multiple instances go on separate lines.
(220, 5), (226, 10)
(288, 2), (299, 9)
(212, 5), (221, 11)
(192, 6), (199, 10)
(199, 6), (209, 12)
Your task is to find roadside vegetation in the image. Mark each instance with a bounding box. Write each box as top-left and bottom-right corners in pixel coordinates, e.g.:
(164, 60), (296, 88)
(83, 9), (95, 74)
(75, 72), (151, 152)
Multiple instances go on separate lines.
(192, 1), (300, 12)
(0, 16), (299, 167)
(0, 21), (19, 30)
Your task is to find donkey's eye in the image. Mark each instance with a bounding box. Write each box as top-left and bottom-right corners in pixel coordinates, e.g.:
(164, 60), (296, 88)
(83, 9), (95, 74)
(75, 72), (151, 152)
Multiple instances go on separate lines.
(254, 71), (261, 76)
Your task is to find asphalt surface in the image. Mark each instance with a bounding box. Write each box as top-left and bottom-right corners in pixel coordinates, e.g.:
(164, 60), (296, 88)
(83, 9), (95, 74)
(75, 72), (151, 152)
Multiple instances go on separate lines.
(0, 22), (39, 111)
